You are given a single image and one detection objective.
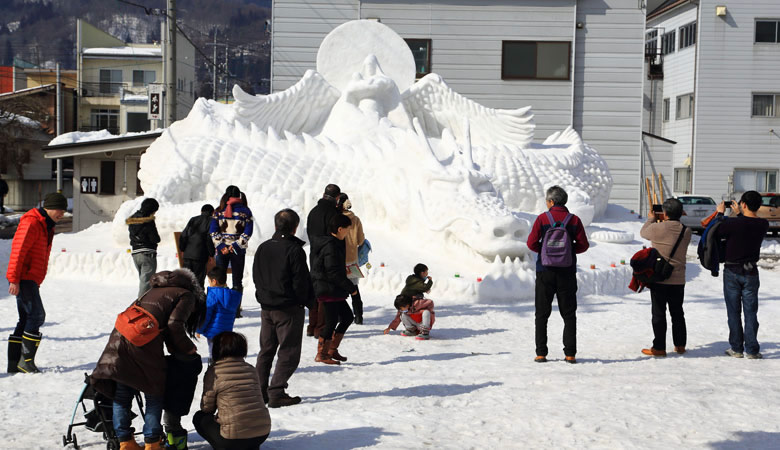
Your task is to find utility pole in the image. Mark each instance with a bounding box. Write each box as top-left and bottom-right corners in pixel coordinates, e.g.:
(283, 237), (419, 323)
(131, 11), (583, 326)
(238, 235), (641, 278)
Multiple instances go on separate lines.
(206, 29), (225, 100)
(224, 40), (229, 102)
(56, 63), (63, 193)
(165, 0), (177, 126)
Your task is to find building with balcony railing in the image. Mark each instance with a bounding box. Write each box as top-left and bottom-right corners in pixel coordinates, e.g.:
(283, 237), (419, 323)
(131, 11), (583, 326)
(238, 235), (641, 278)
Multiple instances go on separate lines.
(76, 20), (196, 135)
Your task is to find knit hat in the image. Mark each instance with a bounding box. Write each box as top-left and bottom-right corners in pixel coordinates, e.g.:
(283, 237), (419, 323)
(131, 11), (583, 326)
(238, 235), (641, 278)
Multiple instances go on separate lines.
(43, 193), (67, 211)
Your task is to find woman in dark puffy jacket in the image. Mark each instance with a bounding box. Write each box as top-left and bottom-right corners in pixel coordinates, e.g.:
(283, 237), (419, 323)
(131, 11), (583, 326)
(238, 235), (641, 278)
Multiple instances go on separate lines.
(91, 269), (206, 450)
(310, 214), (356, 365)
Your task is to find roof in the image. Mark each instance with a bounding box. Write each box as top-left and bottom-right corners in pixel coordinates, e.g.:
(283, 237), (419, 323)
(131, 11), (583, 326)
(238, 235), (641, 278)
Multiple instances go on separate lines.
(43, 130), (163, 158)
(0, 84), (57, 100)
(647, 0), (689, 21)
(83, 46), (162, 58)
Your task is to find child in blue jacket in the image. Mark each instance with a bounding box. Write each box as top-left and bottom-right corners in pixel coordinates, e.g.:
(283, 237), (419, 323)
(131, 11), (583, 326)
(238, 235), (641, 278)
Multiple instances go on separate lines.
(197, 266), (242, 358)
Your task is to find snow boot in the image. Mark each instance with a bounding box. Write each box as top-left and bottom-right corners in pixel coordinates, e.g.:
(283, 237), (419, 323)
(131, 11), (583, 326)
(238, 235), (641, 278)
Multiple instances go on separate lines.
(328, 332), (347, 362)
(119, 439), (143, 450)
(534, 356), (547, 363)
(165, 429), (188, 450)
(17, 331), (41, 373)
(7, 335), (22, 373)
(144, 437), (165, 450)
(268, 391), (302, 408)
(564, 356), (577, 364)
(674, 346), (686, 355)
(315, 338), (340, 365)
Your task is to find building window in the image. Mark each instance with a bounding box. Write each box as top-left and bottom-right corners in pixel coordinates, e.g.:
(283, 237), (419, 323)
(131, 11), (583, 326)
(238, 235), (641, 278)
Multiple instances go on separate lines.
(100, 160), (116, 195)
(645, 29), (659, 56)
(676, 93), (694, 120)
(674, 168), (691, 194)
(502, 41), (571, 80)
(126, 112), (150, 133)
(734, 169), (778, 193)
(661, 31), (676, 55)
(663, 98), (670, 121)
(679, 22), (697, 49)
(755, 20), (780, 43)
(132, 70), (155, 87)
(99, 69), (122, 94)
(752, 94), (779, 117)
(90, 108), (119, 134)
(404, 39), (431, 78)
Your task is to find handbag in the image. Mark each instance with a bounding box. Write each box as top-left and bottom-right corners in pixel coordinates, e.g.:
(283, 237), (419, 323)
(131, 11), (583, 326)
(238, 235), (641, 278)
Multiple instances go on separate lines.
(631, 225), (687, 285)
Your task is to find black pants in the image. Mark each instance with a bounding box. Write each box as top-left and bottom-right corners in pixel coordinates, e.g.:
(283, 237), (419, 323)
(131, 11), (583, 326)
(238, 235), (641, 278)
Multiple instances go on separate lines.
(192, 411), (267, 450)
(320, 300), (353, 339)
(255, 305), (305, 399)
(535, 270), (578, 357)
(649, 283), (686, 350)
(350, 285), (363, 319)
(182, 258), (208, 288)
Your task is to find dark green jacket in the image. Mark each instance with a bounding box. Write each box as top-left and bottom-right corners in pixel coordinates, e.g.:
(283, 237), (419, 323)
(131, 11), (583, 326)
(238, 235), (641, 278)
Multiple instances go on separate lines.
(400, 274), (433, 298)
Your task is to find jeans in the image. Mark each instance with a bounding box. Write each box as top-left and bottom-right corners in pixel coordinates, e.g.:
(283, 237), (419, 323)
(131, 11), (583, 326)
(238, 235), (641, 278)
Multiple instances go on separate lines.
(723, 268), (760, 355)
(113, 382), (164, 442)
(215, 251), (245, 291)
(13, 280), (45, 336)
(132, 251), (157, 297)
(649, 284), (686, 351)
(535, 270), (578, 357)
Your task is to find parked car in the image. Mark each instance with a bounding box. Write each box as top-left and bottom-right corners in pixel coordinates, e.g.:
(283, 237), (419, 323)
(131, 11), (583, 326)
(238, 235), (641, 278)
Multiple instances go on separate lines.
(758, 193), (780, 235)
(676, 196), (717, 231)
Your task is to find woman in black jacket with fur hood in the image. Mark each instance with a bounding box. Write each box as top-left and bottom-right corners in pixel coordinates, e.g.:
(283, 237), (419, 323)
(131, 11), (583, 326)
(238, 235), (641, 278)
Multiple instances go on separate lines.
(309, 214), (356, 365)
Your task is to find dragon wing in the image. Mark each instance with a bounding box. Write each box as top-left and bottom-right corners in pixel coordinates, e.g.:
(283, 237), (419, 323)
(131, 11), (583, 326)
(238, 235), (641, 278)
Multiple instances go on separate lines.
(402, 74), (535, 147)
(233, 70), (340, 135)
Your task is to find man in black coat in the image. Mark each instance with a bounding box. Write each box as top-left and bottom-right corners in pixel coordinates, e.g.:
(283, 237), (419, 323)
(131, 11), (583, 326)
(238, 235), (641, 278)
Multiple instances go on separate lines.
(254, 208), (314, 408)
(304, 184), (341, 337)
(179, 204), (215, 287)
(126, 198), (161, 297)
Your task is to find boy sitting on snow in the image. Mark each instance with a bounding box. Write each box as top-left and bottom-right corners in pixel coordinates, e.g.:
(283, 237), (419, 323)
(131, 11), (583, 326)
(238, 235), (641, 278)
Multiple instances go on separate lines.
(384, 294), (435, 340)
(400, 263), (433, 299)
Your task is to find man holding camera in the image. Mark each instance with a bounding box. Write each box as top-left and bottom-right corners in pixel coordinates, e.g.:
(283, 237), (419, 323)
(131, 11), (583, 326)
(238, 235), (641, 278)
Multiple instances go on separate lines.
(716, 191), (768, 359)
(639, 198), (692, 357)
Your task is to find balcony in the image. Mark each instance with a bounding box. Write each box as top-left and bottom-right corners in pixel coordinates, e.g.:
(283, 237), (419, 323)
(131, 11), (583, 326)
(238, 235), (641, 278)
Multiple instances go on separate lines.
(645, 48), (664, 80)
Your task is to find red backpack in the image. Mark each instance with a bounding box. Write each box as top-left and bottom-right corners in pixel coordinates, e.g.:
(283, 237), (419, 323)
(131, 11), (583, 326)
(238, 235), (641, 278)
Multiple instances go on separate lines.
(115, 296), (160, 347)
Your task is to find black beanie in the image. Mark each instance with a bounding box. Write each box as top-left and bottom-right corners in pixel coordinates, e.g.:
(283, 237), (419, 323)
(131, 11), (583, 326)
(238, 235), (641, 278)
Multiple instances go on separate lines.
(43, 193), (67, 210)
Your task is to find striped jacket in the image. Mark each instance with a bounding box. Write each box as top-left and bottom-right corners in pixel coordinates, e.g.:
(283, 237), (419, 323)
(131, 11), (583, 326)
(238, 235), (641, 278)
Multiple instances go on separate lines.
(209, 202), (254, 255)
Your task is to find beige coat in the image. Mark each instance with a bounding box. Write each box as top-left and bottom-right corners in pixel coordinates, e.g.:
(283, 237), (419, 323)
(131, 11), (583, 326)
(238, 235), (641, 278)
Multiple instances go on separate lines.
(343, 210), (365, 265)
(639, 218), (692, 285)
(200, 357), (271, 439)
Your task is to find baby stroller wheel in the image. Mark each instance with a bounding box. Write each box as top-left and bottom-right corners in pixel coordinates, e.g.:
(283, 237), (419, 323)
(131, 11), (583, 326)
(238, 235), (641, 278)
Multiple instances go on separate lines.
(72, 434), (79, 449)
(106, 438), (119, 450)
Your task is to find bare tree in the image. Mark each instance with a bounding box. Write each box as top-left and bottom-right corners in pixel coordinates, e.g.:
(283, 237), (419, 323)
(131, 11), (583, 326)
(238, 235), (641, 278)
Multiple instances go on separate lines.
(0, 96), (49, 180)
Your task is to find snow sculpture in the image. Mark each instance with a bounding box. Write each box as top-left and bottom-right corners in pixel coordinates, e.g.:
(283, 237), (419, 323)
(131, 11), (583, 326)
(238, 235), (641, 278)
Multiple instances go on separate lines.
(125, 20), (612, 264)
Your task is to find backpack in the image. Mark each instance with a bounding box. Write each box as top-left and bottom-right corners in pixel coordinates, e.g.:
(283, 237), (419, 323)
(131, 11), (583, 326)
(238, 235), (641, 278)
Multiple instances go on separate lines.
(698, 216), (726, 276)
(358, 239), (372, 267)
(540, 212), (574, 267)
(115, 296), (160, 347)
(630, 225), (687, 287)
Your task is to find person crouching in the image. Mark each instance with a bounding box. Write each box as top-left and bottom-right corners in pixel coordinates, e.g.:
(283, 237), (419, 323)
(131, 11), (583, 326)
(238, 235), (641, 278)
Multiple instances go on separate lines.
(384, 294), (436, 340)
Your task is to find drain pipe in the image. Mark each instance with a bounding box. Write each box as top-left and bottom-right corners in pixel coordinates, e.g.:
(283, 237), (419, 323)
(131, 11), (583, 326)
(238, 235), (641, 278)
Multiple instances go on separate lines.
(122, 155), (142, 194)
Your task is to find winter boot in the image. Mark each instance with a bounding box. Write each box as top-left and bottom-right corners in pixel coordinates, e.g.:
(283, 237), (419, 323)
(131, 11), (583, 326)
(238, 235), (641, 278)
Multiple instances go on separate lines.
(267, 391), (302, 408)
(144, 437), (165, 450)
(328, 332), (347, 362)
(641, 348), (667, 357)
(119, 439), (143, 450)
(314, 338), (340, 365)
(165, 429), (188, 450)
(7, 335), (22, 374)
(17, 331), (41, 373)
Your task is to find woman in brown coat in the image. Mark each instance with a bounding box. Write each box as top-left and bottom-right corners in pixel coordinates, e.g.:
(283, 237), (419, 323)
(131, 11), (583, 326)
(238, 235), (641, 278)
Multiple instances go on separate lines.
(91, 269), (206, 450)
(337, 193), (366, 324)
(193, 331), (271, 449)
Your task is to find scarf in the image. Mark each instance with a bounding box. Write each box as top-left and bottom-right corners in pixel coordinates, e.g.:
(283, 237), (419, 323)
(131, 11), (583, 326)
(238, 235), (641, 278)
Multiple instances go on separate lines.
(225, 197), (242, 217)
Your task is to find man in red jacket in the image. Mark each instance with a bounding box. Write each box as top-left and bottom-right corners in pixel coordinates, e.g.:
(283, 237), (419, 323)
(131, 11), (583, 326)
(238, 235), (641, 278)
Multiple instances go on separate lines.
(6, 192), (67, 373)
(526, 186), (589, 364)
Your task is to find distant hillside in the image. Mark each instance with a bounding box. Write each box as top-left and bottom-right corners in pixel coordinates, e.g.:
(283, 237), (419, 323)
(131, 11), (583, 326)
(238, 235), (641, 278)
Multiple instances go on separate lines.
(0, 0), (271, 95)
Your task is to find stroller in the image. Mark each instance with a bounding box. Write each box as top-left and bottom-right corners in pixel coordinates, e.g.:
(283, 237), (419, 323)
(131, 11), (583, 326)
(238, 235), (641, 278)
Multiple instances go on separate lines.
(62, 374), (144, 450)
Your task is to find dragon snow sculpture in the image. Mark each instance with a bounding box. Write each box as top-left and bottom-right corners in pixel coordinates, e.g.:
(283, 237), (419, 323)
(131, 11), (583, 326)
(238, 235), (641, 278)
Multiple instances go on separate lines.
(127, 20), (611, 262)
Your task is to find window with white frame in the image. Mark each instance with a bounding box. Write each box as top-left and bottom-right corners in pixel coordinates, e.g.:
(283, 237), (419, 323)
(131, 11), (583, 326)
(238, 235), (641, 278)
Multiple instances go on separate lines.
(734, 169), (778, 193)
(99, 69), (122, 94)
(679, 21), (697, 49)
(90, 108), (119, 134)
(674, 168), (691, 193)
(676, 93), (694, 120)
(132, 70), (155, 87)
(755, 20), (780, 43)
(663, 98), (670, 121)
(661, 30), (676, 55)
(752, 94), (779, 117)
(645, 29), (658, 55)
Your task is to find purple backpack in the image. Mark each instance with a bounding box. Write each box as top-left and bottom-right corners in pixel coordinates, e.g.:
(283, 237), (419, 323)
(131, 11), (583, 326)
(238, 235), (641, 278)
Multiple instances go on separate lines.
(540, 212), (574, 267)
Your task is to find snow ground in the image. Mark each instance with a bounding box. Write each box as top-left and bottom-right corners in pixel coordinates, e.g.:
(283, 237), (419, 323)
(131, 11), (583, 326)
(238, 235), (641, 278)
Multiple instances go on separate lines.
(1, 216), (780, 449)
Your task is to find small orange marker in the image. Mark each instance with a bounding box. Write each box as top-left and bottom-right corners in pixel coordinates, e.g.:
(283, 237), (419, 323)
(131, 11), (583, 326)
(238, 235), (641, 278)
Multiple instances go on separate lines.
(590, 264), (596, 270)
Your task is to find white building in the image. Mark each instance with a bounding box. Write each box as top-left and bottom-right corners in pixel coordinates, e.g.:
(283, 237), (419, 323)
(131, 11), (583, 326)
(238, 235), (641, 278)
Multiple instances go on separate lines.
(644, 0), (780, 201)
(270, 0), (648, 211)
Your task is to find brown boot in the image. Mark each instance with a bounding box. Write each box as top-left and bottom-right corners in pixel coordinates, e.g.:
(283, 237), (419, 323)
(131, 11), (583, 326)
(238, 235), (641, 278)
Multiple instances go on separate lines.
(674, 346), (686, 354)
(144, 438), (165, 450)
(641, 348), (667, 357)
(315, 337), (340, 365)
(328, 332), (347, 362)
(119, 440), (143, 450)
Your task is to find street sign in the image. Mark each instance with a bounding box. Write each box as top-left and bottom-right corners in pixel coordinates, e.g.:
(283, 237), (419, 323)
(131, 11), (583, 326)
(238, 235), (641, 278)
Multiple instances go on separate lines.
(148, 84), (163, 120)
